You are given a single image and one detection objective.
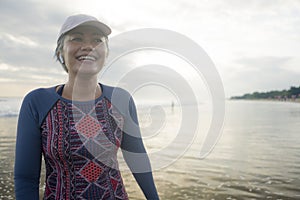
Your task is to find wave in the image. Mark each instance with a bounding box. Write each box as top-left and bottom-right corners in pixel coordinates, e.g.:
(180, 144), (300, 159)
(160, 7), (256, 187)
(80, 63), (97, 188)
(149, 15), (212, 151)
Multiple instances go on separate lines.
(0, 97), (22, 118)
(0, 110), (19, 117)
(0, 112), (19, 117)
(0, 107), (20, 117)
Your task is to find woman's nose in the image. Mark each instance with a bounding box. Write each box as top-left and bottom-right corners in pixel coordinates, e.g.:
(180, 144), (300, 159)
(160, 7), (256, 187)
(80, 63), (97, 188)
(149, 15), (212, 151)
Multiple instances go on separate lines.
(81, 40), (94, 51)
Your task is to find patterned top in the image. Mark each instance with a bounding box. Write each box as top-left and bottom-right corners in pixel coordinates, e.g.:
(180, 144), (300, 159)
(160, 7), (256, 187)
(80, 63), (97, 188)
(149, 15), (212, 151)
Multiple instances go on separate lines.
(14, 84), (159, 200)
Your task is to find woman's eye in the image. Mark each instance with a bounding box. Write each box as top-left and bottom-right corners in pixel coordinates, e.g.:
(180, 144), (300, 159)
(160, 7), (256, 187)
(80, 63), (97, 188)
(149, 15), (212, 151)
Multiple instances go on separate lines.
(71, 37), (82, 42)
(94, 38), (103, 43)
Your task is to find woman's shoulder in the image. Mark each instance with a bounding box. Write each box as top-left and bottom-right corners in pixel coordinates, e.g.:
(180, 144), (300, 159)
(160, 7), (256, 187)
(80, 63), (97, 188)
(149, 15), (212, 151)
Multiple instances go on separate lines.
(20, 85), (61, 125)
(101, 84), (136, 115)
(21, 86), (60, 110)
(101, 83), (132, 99)
(23, 86), (57, 101)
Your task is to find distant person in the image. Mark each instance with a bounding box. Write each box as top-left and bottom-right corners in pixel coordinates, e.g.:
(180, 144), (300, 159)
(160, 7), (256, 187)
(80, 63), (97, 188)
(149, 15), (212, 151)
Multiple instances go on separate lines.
(14, 14), (159, 200)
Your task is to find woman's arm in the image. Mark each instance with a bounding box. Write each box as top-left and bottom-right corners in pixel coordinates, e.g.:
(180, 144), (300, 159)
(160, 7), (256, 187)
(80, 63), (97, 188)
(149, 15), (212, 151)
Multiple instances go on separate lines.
(121, 133), (159, 200)
(121, 97), (159, 200)
(14, 93), (42, 200)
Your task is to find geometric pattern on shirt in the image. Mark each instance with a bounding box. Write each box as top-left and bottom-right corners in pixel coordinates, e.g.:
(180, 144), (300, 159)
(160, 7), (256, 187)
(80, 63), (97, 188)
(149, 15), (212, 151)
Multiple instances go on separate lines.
(80, 161), (103, 182)
(75, 114), (101, 138)
(41, 98), (128, 200)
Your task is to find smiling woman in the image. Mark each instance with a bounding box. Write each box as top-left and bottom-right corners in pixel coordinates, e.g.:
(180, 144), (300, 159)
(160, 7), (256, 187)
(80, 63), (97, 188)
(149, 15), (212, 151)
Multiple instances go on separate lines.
(61, 26), (108, 77)
(14, 14), (159, 200)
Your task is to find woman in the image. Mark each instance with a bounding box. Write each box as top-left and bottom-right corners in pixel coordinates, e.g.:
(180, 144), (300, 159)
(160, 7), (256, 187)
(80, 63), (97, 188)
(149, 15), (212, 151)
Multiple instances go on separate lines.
(14, 14), (159, 200)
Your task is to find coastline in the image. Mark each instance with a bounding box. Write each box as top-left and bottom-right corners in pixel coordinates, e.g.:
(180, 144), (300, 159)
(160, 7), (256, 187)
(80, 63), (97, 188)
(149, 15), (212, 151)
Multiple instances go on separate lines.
(229, 98), (300, 104)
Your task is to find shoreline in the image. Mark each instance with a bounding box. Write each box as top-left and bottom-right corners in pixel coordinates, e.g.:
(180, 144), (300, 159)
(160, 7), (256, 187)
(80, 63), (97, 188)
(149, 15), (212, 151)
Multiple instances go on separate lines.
(230, 98), (300, 104)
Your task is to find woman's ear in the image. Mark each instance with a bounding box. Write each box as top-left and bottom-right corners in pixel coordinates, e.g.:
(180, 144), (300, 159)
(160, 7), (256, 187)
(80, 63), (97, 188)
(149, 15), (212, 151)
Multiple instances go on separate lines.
(106, 46), (109, 58)
(58, 53), (65, 64)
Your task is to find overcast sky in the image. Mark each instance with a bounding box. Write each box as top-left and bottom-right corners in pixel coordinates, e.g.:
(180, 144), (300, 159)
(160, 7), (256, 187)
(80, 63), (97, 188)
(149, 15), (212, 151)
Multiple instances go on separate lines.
(1, 0), (300, 98)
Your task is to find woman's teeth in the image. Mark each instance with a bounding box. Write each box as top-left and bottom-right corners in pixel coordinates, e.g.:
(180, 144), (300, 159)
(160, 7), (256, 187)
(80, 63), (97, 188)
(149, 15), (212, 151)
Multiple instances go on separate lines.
(78, 56), (96, 61)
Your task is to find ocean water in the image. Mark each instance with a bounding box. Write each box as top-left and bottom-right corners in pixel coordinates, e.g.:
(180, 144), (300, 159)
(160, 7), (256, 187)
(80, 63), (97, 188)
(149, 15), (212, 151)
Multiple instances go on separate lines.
(0, 97), (22, 118)
(0, 98), (300, 199)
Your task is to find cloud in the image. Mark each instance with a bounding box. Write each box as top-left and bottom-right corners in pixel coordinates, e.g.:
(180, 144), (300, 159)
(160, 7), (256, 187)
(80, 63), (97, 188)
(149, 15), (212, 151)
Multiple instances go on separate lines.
(1, 34), (38, 47)
(0, 0), (65, 38)
(0, 63), (65, 85)
(235, 56), (293, 71)
(0, 0), (300, 97)
(225, 56), (300, 96)
(0, 0), (71, 67)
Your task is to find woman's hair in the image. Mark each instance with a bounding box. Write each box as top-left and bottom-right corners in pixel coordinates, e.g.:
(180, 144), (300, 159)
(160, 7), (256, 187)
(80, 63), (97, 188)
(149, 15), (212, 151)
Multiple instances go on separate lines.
(54, 33), (109, 73)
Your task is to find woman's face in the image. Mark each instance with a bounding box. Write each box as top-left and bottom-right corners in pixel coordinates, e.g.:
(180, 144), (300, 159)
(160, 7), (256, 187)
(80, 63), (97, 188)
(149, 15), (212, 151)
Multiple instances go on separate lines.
(62, 25), (108, 76)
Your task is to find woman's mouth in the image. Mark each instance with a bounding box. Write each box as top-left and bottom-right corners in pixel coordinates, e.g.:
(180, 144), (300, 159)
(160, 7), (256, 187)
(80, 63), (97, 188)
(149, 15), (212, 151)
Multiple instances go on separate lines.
(77, 55), (97, 61)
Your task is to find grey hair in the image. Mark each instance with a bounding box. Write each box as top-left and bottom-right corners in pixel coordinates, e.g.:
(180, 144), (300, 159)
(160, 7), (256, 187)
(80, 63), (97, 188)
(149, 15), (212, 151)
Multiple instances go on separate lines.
(54, 34), (109, 73)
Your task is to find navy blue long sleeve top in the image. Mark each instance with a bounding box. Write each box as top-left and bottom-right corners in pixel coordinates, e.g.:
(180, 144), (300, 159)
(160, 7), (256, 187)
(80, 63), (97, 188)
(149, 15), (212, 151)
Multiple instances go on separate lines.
(14, 84), (159, 200)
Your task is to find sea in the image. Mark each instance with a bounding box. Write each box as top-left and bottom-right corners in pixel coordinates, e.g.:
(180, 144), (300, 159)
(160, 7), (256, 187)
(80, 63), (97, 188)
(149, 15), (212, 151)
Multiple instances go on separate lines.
(0, 97), (300, 200)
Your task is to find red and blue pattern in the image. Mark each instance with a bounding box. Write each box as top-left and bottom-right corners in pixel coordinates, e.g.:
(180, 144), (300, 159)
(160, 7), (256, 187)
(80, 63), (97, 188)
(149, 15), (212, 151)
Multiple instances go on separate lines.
(41, 97), (128, 200)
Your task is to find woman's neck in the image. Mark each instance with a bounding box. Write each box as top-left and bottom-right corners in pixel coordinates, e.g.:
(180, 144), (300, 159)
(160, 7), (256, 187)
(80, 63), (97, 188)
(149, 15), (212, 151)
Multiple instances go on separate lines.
(63, 76), (102, 101)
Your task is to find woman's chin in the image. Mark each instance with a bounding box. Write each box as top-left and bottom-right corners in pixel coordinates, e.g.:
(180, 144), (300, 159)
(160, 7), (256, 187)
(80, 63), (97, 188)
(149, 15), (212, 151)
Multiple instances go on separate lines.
(76, 66), (102, 76)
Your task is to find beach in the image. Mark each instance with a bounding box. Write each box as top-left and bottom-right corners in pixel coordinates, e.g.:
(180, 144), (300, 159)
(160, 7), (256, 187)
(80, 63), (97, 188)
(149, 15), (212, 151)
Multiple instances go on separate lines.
(1, 98), (300, 199)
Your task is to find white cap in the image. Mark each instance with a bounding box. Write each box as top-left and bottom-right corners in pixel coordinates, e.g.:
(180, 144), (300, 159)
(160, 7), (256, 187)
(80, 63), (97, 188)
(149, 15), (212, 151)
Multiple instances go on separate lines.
(58, 14), (111, 42)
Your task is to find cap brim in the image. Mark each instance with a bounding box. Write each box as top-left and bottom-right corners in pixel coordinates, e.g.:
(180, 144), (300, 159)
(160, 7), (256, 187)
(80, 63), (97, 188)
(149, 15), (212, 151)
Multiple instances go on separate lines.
(58, 20), (112, 42)
(79, 21), (112, 36)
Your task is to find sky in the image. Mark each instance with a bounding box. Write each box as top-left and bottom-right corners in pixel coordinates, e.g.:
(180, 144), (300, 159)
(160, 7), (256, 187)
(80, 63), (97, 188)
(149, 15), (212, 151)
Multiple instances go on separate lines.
(0, 0), (300, 98)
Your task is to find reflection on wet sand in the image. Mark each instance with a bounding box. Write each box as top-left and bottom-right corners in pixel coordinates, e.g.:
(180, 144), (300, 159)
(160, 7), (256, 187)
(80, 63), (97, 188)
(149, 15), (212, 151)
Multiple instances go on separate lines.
(0, 118), (16, 200)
